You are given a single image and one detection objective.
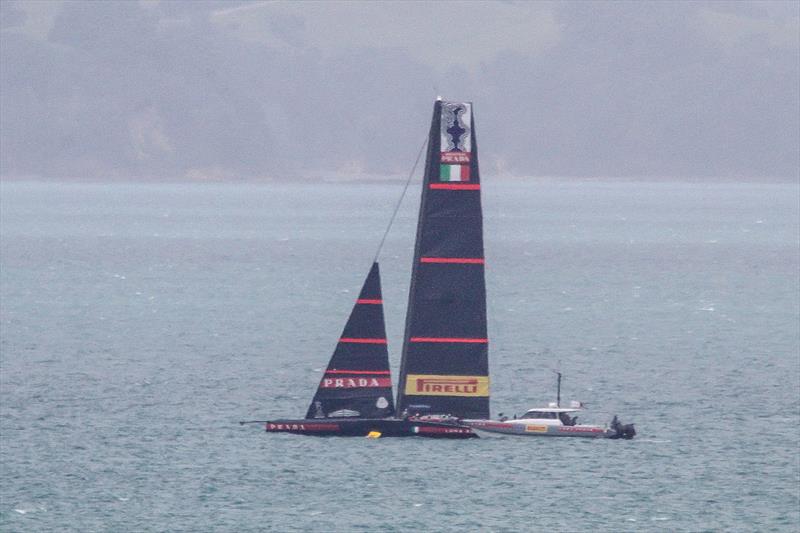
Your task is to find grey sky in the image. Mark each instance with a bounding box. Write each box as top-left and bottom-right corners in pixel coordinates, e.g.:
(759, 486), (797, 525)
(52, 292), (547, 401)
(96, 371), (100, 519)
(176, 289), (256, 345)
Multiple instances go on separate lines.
(1, 0), (798, 181)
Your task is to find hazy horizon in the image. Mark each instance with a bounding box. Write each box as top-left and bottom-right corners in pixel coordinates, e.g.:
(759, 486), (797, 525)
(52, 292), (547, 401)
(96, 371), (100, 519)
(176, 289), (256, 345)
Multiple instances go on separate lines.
(1, 1), (798, 182)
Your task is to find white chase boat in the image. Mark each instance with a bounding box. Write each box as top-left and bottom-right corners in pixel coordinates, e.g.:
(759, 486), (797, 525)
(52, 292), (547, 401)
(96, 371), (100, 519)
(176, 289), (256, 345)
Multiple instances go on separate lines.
(463, 373), (635, 439)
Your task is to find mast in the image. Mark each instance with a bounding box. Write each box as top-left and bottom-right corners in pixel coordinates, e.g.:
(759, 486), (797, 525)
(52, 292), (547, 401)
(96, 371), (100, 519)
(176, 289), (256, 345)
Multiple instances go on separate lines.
(396, 100), (490, 419)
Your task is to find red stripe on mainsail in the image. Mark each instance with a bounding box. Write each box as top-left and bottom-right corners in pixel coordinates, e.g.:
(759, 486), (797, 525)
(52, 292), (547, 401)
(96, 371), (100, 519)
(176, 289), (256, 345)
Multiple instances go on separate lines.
(420, 257), (485, 264)
(356, 299), (383, 304)
(409, 337), (489, 343)
(325, 370), (391, 375)
(429, 183), (480, 190)
(339, 338), (388, 344)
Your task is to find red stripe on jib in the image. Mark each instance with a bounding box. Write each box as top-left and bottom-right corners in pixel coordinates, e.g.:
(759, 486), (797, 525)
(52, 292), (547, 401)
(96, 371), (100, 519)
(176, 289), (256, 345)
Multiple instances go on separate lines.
(429, 183), (480, 190)
(420, 257), (484, 264)
(339, 338), (388, 344)
(325, 370), (391, 375)
(409, 337), (488, 343)
(356, 299), (383, 304)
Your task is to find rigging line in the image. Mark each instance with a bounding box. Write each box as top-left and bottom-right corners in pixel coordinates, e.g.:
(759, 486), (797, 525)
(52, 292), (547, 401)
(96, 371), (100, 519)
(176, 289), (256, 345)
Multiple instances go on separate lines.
(371, 136), (428, 264)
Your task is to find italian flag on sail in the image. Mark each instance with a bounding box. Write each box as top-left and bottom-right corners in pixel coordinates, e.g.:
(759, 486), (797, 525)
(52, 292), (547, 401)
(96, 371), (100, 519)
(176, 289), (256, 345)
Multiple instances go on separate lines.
(439, 164), (470, 182)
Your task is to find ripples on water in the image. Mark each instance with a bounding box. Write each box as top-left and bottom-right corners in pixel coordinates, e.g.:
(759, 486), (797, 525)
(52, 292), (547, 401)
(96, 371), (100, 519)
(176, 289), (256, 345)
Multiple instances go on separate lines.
(1, 180), (798, 531)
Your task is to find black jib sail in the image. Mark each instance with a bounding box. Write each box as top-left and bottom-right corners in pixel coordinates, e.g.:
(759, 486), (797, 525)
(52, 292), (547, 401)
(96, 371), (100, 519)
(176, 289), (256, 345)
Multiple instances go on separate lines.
(305, 262), (396, 420)
(396, 100), (490, 419)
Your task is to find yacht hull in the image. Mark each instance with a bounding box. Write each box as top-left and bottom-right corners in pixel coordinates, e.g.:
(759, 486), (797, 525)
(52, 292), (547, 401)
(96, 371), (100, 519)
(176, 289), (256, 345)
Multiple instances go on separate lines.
(265, 418), (477, 438)
(463, 419), (633, 439)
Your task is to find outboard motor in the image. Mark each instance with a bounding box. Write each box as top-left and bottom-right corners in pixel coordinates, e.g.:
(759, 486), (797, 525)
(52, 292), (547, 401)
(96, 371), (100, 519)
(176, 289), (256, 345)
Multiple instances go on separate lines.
(610, 415), (636, 440)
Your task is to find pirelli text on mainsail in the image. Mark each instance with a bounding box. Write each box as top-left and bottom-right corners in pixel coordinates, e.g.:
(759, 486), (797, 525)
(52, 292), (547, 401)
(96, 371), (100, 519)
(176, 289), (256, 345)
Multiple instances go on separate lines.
(396, 100), (490, 420)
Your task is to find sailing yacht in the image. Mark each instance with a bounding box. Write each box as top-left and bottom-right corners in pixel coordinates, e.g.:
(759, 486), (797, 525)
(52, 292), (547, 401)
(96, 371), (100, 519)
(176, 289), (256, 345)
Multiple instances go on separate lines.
(261, 99), (486, 438)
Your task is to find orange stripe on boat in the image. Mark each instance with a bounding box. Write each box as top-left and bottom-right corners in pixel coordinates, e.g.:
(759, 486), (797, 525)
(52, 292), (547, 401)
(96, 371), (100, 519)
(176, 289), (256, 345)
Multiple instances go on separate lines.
(409, 337), (488, 343)
(420, 257), (484, 264)
(339, 338), (388, 344)
(356, 299), (383, 304)
(429, 183), (480, 190)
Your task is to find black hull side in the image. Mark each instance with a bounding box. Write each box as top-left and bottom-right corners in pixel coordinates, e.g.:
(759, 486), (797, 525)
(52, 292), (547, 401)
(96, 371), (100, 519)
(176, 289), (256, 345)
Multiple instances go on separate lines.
(265, 418), (476, 438)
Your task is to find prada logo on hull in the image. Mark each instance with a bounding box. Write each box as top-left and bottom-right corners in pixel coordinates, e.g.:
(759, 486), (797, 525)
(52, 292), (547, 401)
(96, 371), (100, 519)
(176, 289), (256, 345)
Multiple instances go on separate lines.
(266, 423), (339, 432)
(404, 374), (489, 397)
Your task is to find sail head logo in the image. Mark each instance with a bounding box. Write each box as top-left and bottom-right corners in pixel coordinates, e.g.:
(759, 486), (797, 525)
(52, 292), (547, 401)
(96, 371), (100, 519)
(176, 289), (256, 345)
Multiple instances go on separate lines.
(440, 102), (472, 153)
(439, 102), (472, 180)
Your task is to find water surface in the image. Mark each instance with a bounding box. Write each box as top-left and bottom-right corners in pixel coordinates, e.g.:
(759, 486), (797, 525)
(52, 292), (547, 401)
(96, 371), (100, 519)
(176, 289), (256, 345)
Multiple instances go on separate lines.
(1, 180), (798, 531)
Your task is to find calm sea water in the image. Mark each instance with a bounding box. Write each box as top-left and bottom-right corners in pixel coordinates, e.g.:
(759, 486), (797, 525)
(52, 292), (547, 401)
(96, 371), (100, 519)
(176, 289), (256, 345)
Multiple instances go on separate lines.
(1, 180), (798, 532)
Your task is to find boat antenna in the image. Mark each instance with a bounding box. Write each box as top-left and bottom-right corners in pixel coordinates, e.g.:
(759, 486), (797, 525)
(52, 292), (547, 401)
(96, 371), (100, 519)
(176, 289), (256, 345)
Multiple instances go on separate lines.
(556, 371), (562, 407)
(371, 137), (428, 263)
(552, 362), (562, 407)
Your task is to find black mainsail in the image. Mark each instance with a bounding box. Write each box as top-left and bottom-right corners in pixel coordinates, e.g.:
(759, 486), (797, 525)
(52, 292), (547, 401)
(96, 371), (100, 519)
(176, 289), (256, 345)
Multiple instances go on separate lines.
(396, 100), (490, 420)
(305, 262), (395, 420)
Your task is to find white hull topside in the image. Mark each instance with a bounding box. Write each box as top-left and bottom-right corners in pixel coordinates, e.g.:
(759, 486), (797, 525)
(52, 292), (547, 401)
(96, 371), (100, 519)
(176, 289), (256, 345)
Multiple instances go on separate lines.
(463, 419), (615, 438)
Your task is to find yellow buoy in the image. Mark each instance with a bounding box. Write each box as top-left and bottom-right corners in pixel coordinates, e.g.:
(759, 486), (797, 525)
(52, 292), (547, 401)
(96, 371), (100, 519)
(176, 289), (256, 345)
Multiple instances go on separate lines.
(366, 431), (382, 439)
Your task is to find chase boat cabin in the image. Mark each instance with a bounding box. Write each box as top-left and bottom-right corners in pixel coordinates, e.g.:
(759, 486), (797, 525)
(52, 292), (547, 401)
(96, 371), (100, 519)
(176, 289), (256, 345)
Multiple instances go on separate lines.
(511, 404), (582, 426)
